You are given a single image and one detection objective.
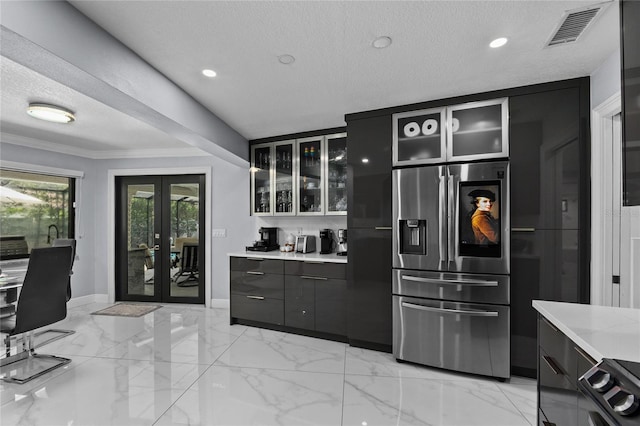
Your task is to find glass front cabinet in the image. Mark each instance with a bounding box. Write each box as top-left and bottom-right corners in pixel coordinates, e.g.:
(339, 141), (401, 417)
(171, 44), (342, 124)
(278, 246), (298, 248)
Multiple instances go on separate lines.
(250, 133), (347, 216)
(325, 133), (347, 215)
(393, 98), (508, 166)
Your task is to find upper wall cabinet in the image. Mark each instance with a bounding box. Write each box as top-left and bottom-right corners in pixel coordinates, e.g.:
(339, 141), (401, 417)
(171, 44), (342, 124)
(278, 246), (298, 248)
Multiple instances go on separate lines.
(392, 98), (509, 166)
(250, 133), (346, 216)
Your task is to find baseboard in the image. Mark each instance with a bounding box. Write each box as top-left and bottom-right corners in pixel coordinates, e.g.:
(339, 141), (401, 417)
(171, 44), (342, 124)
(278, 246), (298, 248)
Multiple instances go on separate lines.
(211, 298), (230, 309)
(68, 294), (108, 308)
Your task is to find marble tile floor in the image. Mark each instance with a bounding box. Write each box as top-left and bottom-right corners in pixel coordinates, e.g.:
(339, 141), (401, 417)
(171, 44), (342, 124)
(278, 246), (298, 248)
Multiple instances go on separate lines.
(0, 302), (537, 425)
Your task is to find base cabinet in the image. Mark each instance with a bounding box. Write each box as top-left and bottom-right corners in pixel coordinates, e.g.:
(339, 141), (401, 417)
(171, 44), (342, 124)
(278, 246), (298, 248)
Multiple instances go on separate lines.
(230, 256), (347, 339)
(538, 314), (596, 426)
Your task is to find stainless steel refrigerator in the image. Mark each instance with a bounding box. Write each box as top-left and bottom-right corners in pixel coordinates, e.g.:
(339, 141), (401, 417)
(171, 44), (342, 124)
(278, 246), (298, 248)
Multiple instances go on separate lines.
(392, 160), (510, 379)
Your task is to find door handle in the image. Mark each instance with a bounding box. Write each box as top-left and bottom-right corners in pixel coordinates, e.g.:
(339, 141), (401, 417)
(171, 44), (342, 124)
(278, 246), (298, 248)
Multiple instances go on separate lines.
(153, 245), (160, 251)
(400, 302), (498, 317)
(401, 275), (498, 286)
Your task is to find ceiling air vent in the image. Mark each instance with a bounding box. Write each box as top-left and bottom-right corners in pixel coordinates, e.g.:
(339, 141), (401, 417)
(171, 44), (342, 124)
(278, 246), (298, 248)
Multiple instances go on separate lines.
(546, 2), (609, 47)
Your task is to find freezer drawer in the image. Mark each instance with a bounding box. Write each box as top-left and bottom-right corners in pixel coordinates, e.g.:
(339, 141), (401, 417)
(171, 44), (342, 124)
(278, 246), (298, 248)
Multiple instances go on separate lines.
(393, 269), (509, 304)
(393, 295), (510, 379)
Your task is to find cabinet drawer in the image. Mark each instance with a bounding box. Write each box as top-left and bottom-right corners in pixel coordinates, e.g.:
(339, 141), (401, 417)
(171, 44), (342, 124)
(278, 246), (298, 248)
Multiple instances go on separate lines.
(230, 257), (284, 274)
(284, 261), (346, 279)
(230, 271), (284, 299)
(231, 295), (283, 325)
(539, 316), (577, 382)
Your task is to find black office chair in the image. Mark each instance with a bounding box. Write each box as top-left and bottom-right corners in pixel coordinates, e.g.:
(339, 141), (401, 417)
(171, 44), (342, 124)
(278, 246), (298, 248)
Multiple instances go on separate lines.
(174, 243), (199, 287)
(31, 239), (78, 348)
(0, 246), (74, 384)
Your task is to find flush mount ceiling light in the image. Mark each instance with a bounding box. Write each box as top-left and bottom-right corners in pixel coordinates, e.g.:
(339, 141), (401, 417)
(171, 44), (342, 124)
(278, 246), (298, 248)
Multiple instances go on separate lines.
(372, 36), (392, 49)
(26, 103), (75, 124)
(278, 54), (295, 65)
(489, 37), (508, 48)
(202, 69), (217, 77)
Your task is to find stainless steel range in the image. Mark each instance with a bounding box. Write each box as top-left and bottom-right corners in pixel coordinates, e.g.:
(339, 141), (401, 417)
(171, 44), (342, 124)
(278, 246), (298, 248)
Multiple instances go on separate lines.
(392, 161), (510, 379)
(579, 359), (640, 425)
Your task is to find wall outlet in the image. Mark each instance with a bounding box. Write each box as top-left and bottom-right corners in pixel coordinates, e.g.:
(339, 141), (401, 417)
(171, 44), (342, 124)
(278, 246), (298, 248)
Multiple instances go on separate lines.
(297, 227), (303, 235)
(212, 228), (227, 238)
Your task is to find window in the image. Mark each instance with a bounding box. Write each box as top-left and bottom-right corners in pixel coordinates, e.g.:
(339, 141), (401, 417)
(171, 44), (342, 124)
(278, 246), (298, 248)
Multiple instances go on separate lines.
(0, 169), (75, 259)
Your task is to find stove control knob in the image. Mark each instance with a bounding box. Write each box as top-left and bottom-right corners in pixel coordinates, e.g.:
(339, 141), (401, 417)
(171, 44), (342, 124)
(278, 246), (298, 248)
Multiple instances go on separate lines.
(584, 368), (615, 393)
(604, 386), (640, 416)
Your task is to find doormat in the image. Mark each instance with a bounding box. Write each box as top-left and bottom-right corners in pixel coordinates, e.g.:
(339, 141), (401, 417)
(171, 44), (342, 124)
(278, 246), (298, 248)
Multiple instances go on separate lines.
(91, 303), (161, 318)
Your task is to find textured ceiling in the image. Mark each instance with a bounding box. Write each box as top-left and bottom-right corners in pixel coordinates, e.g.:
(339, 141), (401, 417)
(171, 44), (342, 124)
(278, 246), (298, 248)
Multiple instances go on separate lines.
(1, 0), (620, 157)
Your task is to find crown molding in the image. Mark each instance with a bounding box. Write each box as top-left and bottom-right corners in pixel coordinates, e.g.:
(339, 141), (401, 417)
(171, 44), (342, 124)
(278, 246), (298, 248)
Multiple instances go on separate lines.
(0, 132), (209, 160)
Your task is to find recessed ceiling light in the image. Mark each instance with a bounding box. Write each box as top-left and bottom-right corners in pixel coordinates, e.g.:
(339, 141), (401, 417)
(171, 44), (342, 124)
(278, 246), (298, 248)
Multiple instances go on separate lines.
(361, 158), (369, 164)
(372, 36), (392, 49)
(202, 69), (217, 77)
(26, 103), (75, 124)
(278, 54), (295, 65)
(489, 37), (508, 48)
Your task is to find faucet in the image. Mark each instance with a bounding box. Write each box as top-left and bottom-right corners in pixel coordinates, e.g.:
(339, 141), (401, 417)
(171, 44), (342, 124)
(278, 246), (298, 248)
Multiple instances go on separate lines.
(47, 224), (59, 244)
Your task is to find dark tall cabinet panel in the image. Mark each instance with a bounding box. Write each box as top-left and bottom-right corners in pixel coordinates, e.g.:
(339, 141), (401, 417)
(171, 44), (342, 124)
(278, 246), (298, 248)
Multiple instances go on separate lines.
(347, 116), (393, 229)
(346, 114), (393, 351)
(347, 228), (392, 349)
(509, 81), (590, 378)
(621, 0), (640, 205)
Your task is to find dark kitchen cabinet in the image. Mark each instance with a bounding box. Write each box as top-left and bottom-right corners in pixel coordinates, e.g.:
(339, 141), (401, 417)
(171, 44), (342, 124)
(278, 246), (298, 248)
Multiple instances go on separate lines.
(230, 258), (284, 325)
(346, 115), (392, 229)
(346, 113), (393, 351)
(510, 87), (582, 231)
(509, 81), (590, 378)
(284, 276), (315, 329)
(315, 278), (347, 336)
(347, 227), (392, 351)
(537, 314), (597, 426)
(621, 0), (640, 205)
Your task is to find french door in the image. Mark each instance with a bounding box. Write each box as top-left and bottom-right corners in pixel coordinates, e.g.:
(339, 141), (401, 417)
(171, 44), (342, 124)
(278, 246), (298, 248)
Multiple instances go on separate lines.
(115, 175), (205, 304)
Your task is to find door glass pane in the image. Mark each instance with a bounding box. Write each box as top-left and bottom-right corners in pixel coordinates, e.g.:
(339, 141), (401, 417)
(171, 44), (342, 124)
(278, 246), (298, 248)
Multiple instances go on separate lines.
(298, 139), (322, 213)
(253, 146), (271, 213)
(394, 110), (444, 163)
(451, 104), (503, 157)
(127, 184), (155, 297)
(327, 136), (347, 212)
(275, 143), (294, 213)
(170, 183), (200, 298)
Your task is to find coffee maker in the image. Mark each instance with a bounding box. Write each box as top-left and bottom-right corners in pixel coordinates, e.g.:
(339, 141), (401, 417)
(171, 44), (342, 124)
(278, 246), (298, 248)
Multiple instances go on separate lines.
(319, 229), (333, 254)
(336, 229), (347, 256)
(247, 227), (279, 252)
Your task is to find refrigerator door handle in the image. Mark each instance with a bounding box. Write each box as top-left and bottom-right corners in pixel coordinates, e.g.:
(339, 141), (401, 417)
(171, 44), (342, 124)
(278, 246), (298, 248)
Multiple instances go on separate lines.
(401, 301), (499, 317)
(439, 173), (447, 267)
(400, 275), (499, 287)
(447, 173), (457, 264)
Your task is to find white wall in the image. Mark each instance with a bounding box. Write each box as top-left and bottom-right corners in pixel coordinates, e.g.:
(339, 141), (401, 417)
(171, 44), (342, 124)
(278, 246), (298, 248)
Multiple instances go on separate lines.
(591, 47), (640, 308)
(0, 139), (253, 303)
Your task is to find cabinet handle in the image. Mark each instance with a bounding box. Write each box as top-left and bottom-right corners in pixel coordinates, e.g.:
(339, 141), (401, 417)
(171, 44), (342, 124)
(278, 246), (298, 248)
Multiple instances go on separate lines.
(512, 227), (536, 232)
(574, 346), (596, 366)
(246, 295), (265, 300)
(542, 355), (563, 376)
(374, 226), (392, 230)
(301, 275), (328, 281)
(246, 271), (264, 275)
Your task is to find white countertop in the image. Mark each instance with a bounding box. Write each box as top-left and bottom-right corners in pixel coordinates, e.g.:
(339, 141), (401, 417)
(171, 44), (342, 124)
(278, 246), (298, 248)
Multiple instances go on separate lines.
(533, 300), (640, 363)
(228, 251), (347, 264)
